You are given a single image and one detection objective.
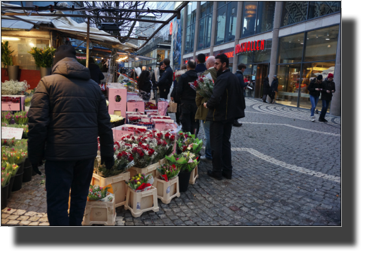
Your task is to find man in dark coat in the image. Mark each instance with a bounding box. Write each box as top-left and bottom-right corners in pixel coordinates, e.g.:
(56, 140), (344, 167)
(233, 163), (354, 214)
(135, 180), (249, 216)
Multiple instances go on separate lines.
(203, 54), (245, 180)
(176, 60), (198, 134)
(307, 74), (324, 122)
(270, 75), (279, 103)
(234, 63), (250, 127)
(319, 73), (336, 122)
(195, 53), (207, 75)
(27, 45), (114, 226)
(88, 57), (104, 84)
(262, 77), (270, 102)
(157, 59), (173, 99)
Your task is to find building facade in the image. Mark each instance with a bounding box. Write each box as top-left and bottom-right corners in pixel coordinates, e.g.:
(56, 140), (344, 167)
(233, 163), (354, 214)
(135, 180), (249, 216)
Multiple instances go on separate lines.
(180, 1), (341, 116)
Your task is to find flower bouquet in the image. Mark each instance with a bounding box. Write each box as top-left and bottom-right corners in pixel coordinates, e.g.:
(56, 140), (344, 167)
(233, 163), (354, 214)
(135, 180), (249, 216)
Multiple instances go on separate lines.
(165, 151), (199, 173)
(145, 102), (157, 110)
(176, 132), (202, 154)
(1, 111), (13, 124)
(95, 147), (134, 178)
(156, 164), (180, 182)
(131, 143), (158, 168)
(189, 75), (214, 99)
(128, 173), (154, 192)
(88, 184), (114, 202)
(1, 80), (29, 95)
(28, 46), (56, 68)
(13, 111), (28, 125)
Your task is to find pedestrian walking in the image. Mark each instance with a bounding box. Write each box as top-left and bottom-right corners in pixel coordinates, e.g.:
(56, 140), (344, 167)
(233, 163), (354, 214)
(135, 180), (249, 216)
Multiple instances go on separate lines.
(195, 53), (207, 75)
(262, 76), (270, 103)
(27, 45), (114, 226)
(308, 74), (324, 122)
(270, 75), (279, 104)
(203, 54), (245, 180)
(176, 60), (198, 134)
(137, 70), (153, 102)
(195, 56), (217, 161)
(319, 73), (336, 122)
(157, 59), (173, 99)
(233, 63), (249, 127)
(170, 64), (187, 125)
(88, 57), (104, 84)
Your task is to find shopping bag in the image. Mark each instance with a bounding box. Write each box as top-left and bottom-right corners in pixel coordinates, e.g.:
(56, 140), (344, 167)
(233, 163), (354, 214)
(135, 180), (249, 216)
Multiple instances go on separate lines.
(168, 101), (177, 113)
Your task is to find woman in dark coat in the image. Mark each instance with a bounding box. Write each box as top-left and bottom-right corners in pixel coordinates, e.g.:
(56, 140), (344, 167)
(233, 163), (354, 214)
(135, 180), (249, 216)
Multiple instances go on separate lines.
(262, 77), (270, 102)
(137, 70), (152, 102)
(88, 57), (104, 84)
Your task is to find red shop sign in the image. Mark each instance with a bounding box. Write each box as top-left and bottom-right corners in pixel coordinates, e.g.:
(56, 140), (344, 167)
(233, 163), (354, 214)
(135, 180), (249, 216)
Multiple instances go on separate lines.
(235, 40), (265, 55)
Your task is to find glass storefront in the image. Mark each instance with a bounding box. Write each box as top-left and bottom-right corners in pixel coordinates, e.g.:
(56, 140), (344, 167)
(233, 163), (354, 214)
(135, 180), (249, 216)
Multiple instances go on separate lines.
(276, 25), (339, 110)
(215, 1), (238, 45)
(198, 1), (213, 50)
(185, 2), (197, 53)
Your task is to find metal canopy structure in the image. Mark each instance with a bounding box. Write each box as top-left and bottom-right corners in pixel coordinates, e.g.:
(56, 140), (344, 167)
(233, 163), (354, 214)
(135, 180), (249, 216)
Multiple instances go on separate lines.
(1, 1), (189, 50)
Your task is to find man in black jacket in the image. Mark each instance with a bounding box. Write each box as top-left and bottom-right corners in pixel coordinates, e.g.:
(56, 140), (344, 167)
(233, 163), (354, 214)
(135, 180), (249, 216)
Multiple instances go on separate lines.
(307, 74), (324, 122)
(176, 60), (198, 134)
(157, 59), (173, 99)
(28, 45), (114, 226)
(319, 73), (335, 122)
(204, 54), (245, 180)
(270, 75), (279, 103)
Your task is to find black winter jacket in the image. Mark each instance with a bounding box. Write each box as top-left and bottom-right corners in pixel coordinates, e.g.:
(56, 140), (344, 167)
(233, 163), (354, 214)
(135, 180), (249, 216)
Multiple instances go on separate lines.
(321, 78), (336, 101)
(263, 78), (270, 95)
(206, 69), (245, 122)
(308, 78), (325, 97)
(28, 57), (114, 164)
(176, 70), (198, 102)
(235, 71), (248, 89)
(138, 80), (152, 101)
(270, 78), (279, 92)
(195, 63), (207, 75)
(157, 65), (173, 92)
(89, 63), (105, 84)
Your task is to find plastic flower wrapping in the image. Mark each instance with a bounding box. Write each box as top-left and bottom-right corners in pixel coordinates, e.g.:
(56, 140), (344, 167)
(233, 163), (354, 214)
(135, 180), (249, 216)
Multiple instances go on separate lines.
(165, 151), (199, 173)
(88, 184), (114, 202)
(188, 75), (214, 99)
(156, 163), (180, 182)
(1, 80), (29, 95)
(128, 173), (154, 192)
(176, 132), (203, 154)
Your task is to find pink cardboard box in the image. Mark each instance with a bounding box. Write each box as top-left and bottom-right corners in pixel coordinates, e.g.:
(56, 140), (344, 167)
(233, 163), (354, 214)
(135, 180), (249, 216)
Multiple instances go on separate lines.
(127, 101), (145, 113)
(108, 85), (127, 118)
(154, 119), (174, 131)
(1, 95), (25, 111)
(112, 127), (134, 142)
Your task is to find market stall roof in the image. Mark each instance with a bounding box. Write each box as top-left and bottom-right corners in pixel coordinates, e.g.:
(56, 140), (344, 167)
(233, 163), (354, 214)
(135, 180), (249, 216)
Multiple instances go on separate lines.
(1, 18), (34, 30)
(117, 52), (156, 61)
(1, 2), (138, 52)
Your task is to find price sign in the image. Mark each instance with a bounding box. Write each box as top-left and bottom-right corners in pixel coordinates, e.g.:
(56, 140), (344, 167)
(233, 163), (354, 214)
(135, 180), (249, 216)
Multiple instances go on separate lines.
(2, 127), (24, 139)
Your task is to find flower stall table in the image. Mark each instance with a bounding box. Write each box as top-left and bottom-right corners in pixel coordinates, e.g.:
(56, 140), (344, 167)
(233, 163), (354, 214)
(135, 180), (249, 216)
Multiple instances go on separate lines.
(1, 95), (25, 111)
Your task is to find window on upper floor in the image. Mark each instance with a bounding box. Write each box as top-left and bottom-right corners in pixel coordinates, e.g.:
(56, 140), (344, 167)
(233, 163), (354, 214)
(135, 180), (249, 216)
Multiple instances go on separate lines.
(215, 2), (238, 45)
(198, 1), (213, 50)
(241, 2), (275, 38)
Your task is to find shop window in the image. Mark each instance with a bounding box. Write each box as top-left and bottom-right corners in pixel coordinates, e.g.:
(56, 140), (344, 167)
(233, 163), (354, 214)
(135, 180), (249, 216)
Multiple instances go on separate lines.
(1, 36), (50, 70)
(213, 48), (234, 69)
(281, 1), (308, 26)
(255, 1), (275, 33)
(241, 2), (257, 37)
(304, 25), (339, 62)
(276, 64), (301, 107)
(278, 33), (305, 64)
(157, 49), (165, 63)
(308, 1), (341, 19)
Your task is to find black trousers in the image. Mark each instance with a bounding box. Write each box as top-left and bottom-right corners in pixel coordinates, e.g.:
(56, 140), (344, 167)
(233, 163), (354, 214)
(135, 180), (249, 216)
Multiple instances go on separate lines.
(175, 102), (181, 125)
(180, 101), (198, 135)
(159, 87), (169, 99)
(210, 119), (233, 174)
(45, 158), (94, 226)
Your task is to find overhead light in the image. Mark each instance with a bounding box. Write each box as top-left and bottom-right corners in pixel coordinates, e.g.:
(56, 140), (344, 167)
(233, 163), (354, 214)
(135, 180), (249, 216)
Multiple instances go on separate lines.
(328, 45), (331, 48)
(29, 42), (35, 47)
(2, 37), (20, 41)
(300, 42), (304, 45)
(326, 38), (330, 40)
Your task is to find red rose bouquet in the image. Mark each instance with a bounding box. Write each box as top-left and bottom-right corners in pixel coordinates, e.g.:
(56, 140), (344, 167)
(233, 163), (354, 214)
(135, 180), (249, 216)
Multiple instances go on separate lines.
(189, 75), (214, 99)
(156, 164), (180, 182)
(128, 173), (154, 192)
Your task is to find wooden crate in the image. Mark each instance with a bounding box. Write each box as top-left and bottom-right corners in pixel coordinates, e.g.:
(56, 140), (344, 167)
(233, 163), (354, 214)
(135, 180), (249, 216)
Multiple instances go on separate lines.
(92, 172), (130, 209)
(129, 162), (160, 178)
(125, 186), (159, 218)
(154, 175), (180, 204)
(83, 200), (116, 226)
(189, 166), (199, 185)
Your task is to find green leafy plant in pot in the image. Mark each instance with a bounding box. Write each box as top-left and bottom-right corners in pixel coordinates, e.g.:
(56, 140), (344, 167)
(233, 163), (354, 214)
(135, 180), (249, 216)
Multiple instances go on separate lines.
(28, 46), (56, 78)
(1, 41), (18, 80)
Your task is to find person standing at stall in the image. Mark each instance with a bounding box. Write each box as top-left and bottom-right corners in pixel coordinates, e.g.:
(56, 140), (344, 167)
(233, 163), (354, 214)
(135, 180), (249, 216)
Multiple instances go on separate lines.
(203, 54), (245, 180)
(157, 59), (173, 99)
(176, 60), (198, 134)
(171, 64), (187, 126)
(137, 70), (152, 102)
(319, 73), (335, 122)
(88, 57), (104, 84)
(27, 45), (114, 226)
(308, 74), (324, 122)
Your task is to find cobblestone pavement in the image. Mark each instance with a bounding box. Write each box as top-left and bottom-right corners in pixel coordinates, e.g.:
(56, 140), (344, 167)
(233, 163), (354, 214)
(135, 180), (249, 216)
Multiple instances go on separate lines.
(2, 98), (341, 226)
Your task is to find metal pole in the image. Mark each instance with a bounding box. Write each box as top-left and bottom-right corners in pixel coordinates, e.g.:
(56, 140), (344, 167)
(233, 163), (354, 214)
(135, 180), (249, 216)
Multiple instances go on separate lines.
(86, 19), (90, 68)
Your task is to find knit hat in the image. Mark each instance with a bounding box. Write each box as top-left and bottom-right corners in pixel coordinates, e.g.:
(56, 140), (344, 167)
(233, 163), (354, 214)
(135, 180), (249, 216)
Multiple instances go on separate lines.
(327, 73), (334, 78)
(52, 45), (76, 67)
(317, 75), (323, 80)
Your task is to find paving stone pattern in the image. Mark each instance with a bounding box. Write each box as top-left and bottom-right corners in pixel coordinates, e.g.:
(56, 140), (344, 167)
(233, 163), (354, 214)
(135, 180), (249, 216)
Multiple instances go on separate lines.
(1, 98), (341, 226)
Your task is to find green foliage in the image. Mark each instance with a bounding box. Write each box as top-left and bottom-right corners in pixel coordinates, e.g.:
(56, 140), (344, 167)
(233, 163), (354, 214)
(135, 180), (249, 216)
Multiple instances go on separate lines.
(28, 46), (56, 67)
(1, 41), (14, 68)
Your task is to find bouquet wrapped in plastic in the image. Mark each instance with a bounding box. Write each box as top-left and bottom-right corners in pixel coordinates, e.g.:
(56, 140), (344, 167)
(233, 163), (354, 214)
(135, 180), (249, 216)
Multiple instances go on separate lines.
(156, 163), (180, 182)
(88, 184), (114, 202)
(189, 75), (214, 99)
(128, 173), (154, 192)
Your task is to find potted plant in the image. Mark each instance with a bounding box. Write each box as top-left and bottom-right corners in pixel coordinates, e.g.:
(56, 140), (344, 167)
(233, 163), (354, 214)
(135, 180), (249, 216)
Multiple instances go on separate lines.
(28, 46), (56, 78)
(155, 163), (181, 204)
(1, 41), (18, 81)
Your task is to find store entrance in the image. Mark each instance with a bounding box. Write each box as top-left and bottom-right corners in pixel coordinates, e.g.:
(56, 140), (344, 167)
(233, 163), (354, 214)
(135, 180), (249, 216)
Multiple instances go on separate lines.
(255, 64), (269, 98)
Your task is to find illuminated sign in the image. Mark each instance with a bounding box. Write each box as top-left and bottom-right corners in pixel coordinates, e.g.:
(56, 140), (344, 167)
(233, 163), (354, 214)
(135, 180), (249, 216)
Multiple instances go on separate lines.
(235, 40), (265, 55)
(169, 22), (173, 35)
